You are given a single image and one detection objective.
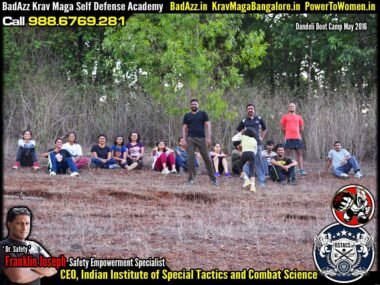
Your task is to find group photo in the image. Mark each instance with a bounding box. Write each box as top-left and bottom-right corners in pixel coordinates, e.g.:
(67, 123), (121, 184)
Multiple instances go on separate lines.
(2, 12), (377, 280)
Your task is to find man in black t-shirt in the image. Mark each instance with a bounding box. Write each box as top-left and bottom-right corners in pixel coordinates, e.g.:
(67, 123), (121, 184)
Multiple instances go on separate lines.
(182, 99), (217, 186)
(237, 103), (268, 188)
(270, 144), (298, 185)
(0, 207), (57, 285)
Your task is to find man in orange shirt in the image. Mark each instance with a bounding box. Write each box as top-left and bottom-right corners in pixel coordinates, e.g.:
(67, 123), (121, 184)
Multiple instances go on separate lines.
(280, 103), (307, 175)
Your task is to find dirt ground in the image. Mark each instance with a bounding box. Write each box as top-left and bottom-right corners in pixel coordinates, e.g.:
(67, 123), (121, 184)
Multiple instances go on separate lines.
(1, 157), (377, 271)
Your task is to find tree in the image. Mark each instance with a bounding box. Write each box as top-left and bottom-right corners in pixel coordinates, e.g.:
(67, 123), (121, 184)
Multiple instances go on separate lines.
(103, 14), (268, 119)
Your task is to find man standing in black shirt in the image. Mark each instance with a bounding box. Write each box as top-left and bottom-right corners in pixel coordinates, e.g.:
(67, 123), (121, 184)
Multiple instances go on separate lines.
(0, 207), (57, 284)
(237, 103), (268, 188)
(182, 99), (218, 186)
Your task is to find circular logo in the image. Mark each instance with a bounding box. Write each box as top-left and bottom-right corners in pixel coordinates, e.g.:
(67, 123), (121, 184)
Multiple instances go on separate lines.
(331, 184), (375, 227)
(313, 223), (375, 283)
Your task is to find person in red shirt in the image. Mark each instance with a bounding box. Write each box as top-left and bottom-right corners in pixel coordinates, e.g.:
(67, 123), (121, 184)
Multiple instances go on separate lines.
(280, 103), (307, 175)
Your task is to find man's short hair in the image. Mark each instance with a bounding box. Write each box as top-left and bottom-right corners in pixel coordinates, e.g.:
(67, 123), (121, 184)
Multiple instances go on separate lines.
(233, 141), (241, 148)
(246, 103), (255, 110)
(190, 99), (198, 104)
(98, 134), (107, 140)
(266, 140), (275, 146)
(274, 143), (285, 152)
(6, 207), (32, 223)
(334, 140), (341, 145)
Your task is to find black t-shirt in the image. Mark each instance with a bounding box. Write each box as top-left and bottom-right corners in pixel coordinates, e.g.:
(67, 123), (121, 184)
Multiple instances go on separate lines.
(183, 111), (209, 138)
(91, 145), (111, 159)
(47, 148), (72, 163)
(237, 116), (267, 145)
(0, 238), (48, 285)
(272, 155), (293, 166)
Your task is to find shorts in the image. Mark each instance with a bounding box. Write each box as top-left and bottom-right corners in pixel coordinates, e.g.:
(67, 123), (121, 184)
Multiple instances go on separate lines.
(284, 139), (304, 150)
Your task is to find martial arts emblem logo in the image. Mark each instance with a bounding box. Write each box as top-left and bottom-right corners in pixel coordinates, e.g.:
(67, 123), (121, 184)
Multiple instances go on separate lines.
(313, 223), (374, 283)
(331, 184), (375, 227)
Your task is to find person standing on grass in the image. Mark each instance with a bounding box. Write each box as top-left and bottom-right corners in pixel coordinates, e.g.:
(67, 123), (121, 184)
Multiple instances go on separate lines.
(280, 102), (307, 175)
(324, 141), (363, 179)
(125, 132), (145, 169)
(12, 130), (40, 170)
(90, 134), (118, 169)
(270, 144), (297, 185)
(237, 103), (268, 188)
(232, 128), (258, 192)
(44, 137), (79, 176)
(182, 99), (218, 186)
(151, 141), (177, 174)
(0, 207), (57, 285)
(62, 132), (89, 169)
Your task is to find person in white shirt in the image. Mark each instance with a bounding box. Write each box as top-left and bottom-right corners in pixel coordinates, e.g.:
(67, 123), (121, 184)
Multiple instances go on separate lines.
(261, 140), (277, 177)
(324, 141), (363, 179)
(12, 130), (40, 170)
(62, 132), (89, 169)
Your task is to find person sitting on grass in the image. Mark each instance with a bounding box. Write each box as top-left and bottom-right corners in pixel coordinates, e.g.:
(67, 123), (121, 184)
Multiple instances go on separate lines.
(262, 140), (277, 177)
(12, 129), (40, 170)
(62, 132), (89, 169)
(126, 131), (145, 169)
(111, 135), (138, 171)
(152, 141), (177, 174)
(175, 137), (200, 174)
(43, 138), (79, 176)
(231, 141), (250, 178)
(324, 141), (363, 179)
(232, 128), (257, 192)
(209, 143), (232, 178)
(91, 134), (118, 169)
(270, 144), (297, 185)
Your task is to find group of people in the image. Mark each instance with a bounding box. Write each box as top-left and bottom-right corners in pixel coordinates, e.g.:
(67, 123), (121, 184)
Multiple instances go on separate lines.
(12, 100), (364, 189)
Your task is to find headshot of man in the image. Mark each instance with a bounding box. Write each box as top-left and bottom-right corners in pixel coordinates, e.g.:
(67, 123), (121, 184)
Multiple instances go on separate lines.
(0, 206), (57, 285)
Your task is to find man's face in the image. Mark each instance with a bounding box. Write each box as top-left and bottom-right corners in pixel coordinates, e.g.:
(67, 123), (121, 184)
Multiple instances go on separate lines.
(98, 136), (107, 144)
(334, 143), (342, 151)
(7, 215), (31, 241)
(179, 138), (185, 146)
(190, 101), (199, 112)
(276, 147), (285, 157)
(288, 103), (296, 113)
(266, 144), (274, 152)
(246, 105), (255, 117)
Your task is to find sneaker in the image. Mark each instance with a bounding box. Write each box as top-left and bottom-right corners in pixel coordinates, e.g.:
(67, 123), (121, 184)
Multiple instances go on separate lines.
(280, 180), (287, 185)
(211, 179), (219, 186)
(289, 179), (297, 186)
(224, 172), (232, 178)
(339, 173), (349, 179)
(109, 164), (119, 169)
(179, 167), (185, 174)
(12, 162), (20, 169)
(70, 172), (79, 177)
(161, 168), (170, 174)
(187, 179), (194, 185)
(90, 162), (97, 169)
(215, 172), (221, 177)
(127, 162), (138, 171)
(171, 169), (177, 174)
(50, 171), (56, 176)
(354, 171), (363, 178)
(298, 169), (307, 175)
(250, 184), (256, 192)
(32, 162), (40, 170)
(242, 179), (251, 188)
(259, 183), (266, 188)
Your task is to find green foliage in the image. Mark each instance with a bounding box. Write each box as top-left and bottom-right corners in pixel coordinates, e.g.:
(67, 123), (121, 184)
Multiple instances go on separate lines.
(103, 14), (268, 119)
